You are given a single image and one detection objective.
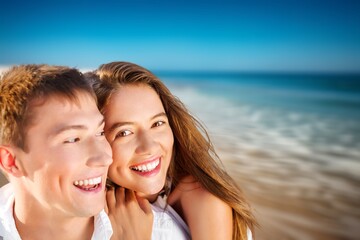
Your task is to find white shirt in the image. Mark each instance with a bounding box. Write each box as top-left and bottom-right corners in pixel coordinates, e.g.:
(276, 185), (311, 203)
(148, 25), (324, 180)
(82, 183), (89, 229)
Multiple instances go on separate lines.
(151, 195), (190, 240)
(0, 183), (113, 240)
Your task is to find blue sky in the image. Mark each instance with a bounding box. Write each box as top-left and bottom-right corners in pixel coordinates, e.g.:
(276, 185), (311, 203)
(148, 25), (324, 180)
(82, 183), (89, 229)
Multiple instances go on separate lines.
(0, 0), (359, 72)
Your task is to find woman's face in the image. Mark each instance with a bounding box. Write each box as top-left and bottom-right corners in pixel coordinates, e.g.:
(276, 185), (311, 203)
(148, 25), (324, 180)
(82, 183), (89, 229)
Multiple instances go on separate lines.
(104, 84), (174, 200)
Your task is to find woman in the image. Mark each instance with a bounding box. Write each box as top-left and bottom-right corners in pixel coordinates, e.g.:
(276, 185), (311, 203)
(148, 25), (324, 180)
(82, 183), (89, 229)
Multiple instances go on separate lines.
(88, 61), (256, 240)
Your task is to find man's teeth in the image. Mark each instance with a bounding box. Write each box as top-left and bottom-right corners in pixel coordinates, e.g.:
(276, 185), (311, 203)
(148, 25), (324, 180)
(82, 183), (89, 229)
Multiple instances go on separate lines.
(73, 176), (102, 187)
(131, 159), (160, 172)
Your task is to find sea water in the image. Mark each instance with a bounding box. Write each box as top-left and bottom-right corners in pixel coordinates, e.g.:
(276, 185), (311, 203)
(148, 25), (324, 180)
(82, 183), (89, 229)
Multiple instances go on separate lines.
(157, 71), (360, 240)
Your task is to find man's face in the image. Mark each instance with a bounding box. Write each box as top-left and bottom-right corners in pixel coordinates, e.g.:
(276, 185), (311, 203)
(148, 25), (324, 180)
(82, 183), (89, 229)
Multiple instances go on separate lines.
(14, 91), (112, 217)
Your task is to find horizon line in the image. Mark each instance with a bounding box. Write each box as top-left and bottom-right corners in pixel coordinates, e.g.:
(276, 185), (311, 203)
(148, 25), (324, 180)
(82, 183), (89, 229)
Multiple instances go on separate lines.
(1, 65), (359, 76)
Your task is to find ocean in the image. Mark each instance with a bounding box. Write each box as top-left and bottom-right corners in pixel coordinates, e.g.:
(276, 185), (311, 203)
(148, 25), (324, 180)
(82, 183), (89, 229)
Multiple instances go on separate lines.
(157, 71), (360, 240)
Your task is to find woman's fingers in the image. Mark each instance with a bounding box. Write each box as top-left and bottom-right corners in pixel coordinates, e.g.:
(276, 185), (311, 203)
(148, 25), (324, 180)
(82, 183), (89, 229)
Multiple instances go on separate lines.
(114, 187), (125, 207)
(125, 188), (136, 203)
(106, 187), (154, 240)
(106, 187), (115, 212)
(136, 193), (152, 215)
(108, 187), (150, 212)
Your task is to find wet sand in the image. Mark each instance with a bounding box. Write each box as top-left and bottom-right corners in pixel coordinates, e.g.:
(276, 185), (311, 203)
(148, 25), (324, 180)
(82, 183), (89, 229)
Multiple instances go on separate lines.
(216, 141), (360, 240)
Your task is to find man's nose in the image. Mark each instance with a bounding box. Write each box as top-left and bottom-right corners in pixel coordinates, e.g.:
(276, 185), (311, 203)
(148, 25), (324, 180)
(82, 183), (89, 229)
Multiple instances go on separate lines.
(86, 137), (113, 167)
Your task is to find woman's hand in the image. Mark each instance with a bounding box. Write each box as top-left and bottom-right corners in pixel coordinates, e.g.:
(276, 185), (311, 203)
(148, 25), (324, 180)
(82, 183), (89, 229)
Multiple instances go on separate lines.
(106, 187), (153, 240)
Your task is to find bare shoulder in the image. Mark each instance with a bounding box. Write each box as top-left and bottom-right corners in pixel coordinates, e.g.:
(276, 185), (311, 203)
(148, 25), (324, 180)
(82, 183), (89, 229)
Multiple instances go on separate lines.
(168, 175), (207, 205)
(178, 176), (216, 201)
(177, 176), (230, 213)
(168, 175), (233, 240)
(170, 175), (229, 205)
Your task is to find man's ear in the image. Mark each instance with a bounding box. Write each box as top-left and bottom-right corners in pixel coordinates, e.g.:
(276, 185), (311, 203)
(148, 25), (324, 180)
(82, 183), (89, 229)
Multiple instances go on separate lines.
(0, 146), (23, 177)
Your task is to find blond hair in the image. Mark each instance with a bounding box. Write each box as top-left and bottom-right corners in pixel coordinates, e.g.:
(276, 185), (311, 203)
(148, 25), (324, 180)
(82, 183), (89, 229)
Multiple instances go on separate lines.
(0, 64), (94, 149)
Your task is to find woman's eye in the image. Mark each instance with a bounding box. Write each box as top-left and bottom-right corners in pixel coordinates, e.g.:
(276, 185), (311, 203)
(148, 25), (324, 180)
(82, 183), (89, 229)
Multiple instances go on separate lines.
(115, 130), (132, 138)
(64, 137), (80, 144)
(153, 121), (165, 127)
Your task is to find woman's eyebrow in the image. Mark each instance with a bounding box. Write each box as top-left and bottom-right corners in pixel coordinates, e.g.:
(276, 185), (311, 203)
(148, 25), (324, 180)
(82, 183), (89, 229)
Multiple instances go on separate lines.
(107, 112), (167, 134)
(106, 121), (133, 134)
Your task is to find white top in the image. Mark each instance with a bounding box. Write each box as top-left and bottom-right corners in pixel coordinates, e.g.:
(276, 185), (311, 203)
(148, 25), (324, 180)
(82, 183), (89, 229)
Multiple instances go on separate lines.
(0, 183), (113, 240)
(151, 196), (253, 240)
(247, 227), (253, 240)
(151, 195), (191, 240)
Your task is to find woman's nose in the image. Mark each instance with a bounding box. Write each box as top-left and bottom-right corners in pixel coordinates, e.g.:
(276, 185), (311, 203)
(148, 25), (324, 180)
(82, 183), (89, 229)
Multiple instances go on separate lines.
(135, 130), (158, 155)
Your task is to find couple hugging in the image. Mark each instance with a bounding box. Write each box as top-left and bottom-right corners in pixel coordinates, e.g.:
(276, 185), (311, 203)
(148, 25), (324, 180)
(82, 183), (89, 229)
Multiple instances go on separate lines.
(0, 62), (255, 240)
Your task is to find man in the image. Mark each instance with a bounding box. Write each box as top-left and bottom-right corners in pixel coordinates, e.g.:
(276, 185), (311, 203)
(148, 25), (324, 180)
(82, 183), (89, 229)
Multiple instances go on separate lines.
(0, 64), (113, 239)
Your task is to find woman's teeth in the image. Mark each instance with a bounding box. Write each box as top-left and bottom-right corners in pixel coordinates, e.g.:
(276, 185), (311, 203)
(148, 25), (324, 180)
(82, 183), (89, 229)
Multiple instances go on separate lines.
(74, 176), (102, 187)
(131, 159), (160, 172)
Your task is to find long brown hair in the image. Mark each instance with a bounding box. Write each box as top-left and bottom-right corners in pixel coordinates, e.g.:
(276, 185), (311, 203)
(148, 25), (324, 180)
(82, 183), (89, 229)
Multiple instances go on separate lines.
(88, 61), (256, 240)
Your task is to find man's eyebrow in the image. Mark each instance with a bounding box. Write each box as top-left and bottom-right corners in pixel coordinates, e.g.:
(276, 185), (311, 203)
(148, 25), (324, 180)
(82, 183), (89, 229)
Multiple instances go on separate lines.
(52, 118), (105, 136)
(107, 112), (167, 134)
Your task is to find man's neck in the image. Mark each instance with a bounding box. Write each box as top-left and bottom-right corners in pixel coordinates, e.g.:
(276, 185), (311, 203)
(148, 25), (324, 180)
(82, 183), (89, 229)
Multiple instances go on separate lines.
(13, 197), (94, 240)
(15, 213), (94, 240)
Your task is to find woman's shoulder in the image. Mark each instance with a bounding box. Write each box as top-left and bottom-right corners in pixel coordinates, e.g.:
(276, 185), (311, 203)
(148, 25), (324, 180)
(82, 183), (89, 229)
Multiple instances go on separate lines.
(168, 175), (231, 217)
(168, 175), (233, 239)
(175, 175), (201, 191)
(167, 175), (202, 204)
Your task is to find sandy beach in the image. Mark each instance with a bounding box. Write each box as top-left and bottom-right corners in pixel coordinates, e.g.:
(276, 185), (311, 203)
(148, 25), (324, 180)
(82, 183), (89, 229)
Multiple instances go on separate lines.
(216, 141), (360, 240)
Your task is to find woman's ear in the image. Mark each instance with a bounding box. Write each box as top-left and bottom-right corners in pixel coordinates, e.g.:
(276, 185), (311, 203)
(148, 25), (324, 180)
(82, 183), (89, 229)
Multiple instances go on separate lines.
(0, 146), (23, 177)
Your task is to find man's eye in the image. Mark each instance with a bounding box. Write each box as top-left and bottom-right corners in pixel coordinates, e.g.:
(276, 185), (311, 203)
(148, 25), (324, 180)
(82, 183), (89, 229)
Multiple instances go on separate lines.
(64, 137), (80, 143)
(115, 130), (132, 138)
(96, 130), (105, 137)
(153, 121), (165, 127)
